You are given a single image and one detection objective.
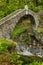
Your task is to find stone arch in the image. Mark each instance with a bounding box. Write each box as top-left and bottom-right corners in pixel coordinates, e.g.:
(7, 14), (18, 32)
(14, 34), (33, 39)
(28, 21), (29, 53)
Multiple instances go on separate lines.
(28, 12), (39, 29)
(0, 9), (39, 38)
(16, 14), (37, 30)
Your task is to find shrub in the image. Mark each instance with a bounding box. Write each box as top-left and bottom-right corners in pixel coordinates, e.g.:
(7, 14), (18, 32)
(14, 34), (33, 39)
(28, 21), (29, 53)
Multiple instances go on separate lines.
(0, 37), (16, 53)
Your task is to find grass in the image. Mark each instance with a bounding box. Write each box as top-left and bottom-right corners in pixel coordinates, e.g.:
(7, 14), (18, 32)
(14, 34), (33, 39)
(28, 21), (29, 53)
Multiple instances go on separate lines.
(11, 18), (32, 39)
(11, 27), (28, 39)
(20, 56), (43, 65)
(0, 36), (17, 46)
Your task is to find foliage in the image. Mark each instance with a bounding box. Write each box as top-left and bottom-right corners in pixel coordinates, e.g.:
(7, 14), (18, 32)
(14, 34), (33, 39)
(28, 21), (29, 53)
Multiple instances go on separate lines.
(0, 0), (43, 65)
(11, 17), (32, 39)
(0, 37), (43, 64)
(0, 0), (43, 19)
(20, 56), (43, 65)
(0, 37), (23, 65)
(0, 37), (16, 53)
(0, 10), (5, 19)
(8, 52), (23, 65)
(11, 27), (28, 39)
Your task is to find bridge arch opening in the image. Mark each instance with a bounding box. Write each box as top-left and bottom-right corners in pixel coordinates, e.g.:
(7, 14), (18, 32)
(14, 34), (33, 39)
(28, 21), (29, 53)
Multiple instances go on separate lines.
(18, 14), (36, 29)
(11, 14), (36, 40)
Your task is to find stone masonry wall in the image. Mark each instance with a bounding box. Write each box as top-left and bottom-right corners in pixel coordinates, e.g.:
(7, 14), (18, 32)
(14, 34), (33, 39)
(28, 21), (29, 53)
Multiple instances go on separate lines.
(0, 9), (39, 39)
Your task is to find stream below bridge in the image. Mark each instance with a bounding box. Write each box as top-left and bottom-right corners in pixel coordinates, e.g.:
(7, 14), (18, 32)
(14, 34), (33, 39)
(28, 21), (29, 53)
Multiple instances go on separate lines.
(16, 42), (43, 57)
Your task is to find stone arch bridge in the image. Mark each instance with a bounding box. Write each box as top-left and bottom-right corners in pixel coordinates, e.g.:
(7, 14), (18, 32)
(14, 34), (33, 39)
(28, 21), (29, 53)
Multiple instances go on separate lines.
(0, 8), (39, 39)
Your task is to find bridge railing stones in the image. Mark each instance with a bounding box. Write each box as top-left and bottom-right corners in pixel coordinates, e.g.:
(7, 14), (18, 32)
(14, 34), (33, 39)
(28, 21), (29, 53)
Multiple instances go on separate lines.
(0, 7), (39, 38)
(0, 9), (26, 38)
(0, 9), (22, 25)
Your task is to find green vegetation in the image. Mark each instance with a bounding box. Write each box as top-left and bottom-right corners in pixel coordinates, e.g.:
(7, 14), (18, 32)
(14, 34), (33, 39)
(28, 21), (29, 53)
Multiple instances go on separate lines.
(11, 16), (32, 39)
(0, 0), (43, 65)
(0, 37), (16, 53)
(0, 0), (43, 19)
(20, 56), (43, 65)
(0, 37), (42, 65)
(11, 27), (27, 39)
(0, 37), (43, 65)
(0, 37), (23, 65)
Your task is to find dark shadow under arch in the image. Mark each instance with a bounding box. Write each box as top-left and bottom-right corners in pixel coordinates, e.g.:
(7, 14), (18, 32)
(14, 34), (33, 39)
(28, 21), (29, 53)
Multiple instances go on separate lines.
(17, 14), (36, 29)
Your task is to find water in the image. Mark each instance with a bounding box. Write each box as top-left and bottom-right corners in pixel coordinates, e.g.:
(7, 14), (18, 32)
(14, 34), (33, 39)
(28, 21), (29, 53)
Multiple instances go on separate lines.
(16, 43), (43, 57)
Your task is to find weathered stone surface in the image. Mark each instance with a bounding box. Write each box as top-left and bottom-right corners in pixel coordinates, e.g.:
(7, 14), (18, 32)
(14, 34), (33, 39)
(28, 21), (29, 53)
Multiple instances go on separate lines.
(0, 9), (39, 38)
